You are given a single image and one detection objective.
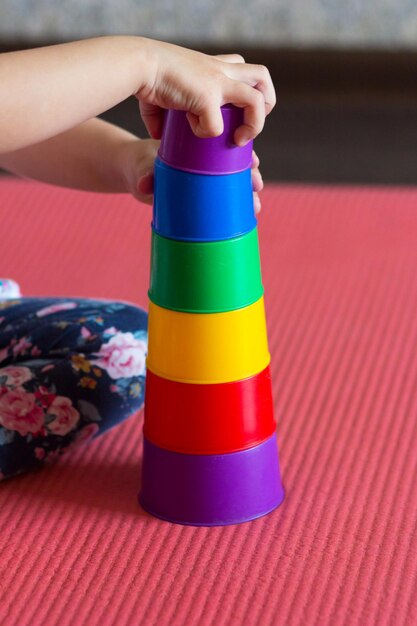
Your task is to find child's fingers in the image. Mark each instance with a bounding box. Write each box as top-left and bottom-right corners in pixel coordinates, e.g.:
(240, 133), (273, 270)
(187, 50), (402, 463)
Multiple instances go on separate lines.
(215, 53), (245, 64)
(189, 80), (265, 144)
(252, 150), (263, 213)
(252, 150), (260, 168)
(137, 172), (154, 200)
(186, 104), (224, 138)
(218, 55), (276, 115)
(222, 63), (276, 115)
(138, 56), (274, 144)
(252, 167), (263, 193)
(137, 171), (154, 195)
(224, 82), (266, 146)
(139, 101), (165, 139)
(254, 192), (261, 214)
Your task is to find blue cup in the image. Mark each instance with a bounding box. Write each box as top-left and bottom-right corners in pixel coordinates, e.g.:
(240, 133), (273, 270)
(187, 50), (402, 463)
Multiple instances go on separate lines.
(152, 158), (257, 242)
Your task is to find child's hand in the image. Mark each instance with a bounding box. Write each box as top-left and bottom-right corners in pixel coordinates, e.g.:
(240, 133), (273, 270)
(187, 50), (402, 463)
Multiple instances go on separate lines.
(0, 37), (271, 202)
(120, 139), (264, 213)
(136, 41), (276, 147)
(251, 151), (263, 214)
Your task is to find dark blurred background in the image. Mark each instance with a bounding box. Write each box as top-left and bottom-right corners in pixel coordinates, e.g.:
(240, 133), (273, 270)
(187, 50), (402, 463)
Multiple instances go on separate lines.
(1, 2), (417, 184)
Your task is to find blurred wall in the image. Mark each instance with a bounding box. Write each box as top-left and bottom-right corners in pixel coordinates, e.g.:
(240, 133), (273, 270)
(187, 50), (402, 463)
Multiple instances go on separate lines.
(1, 0), (417, 48)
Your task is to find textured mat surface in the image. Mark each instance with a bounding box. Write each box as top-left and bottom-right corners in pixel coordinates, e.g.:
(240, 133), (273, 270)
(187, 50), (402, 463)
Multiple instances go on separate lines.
(1, 179), (417, 626)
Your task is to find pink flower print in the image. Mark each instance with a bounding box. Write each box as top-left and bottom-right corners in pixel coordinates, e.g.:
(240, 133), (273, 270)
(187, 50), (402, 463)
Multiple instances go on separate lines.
(0, 366), (32, 387)
(92, 332), (147, 380)
(0, 388), (45, 436)
(46, 396), (80, 436)
(0, 317), (5, 324)
(60, 423), (99, 459)
(44, 448), (62, 464)
(12, 336), (32, 357)
(34, 447), (46, 460)
(76, 422), (99, 443)
(81, 326), (92, 339)
(34, 386), (57, 410)
(30, 346), (42, 357)
(103, 326), (118, 336)
(36, 302), (78, 318)
(41, 364), (55, 373)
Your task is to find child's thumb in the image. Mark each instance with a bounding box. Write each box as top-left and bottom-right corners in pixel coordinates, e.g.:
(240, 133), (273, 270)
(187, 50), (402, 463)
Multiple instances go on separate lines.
(138, 102), (165, 139)
(137, 172), (154, 196)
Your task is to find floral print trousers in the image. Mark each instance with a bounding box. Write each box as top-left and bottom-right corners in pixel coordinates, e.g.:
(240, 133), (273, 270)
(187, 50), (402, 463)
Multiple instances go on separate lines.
(0, 297), (148, 480)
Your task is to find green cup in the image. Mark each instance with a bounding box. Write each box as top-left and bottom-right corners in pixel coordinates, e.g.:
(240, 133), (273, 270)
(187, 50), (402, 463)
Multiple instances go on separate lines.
(149, 227), (264, 313)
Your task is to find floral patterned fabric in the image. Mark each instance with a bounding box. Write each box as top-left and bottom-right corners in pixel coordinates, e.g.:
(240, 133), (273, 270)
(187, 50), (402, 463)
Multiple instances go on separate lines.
(0, 297), (147, 479)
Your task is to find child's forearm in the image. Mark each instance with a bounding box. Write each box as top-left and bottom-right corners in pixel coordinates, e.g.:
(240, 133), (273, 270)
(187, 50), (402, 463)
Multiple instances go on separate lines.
(0, 118), (141, 193)
(0, 36), (151, 153)
(0, 36), (273, 202)
(0, 37), (275, 155)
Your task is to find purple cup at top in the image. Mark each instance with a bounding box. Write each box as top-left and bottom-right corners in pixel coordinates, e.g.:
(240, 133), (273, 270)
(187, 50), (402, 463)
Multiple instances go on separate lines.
(158, 105), (253, 175)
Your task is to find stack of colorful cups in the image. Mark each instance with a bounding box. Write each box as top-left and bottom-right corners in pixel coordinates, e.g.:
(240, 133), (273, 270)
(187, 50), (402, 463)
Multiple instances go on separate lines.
(139, 105), (285, 526)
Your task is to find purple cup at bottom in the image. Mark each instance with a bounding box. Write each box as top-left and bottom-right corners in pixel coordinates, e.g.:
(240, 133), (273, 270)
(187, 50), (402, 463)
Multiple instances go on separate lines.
(139, 433), (284, 526)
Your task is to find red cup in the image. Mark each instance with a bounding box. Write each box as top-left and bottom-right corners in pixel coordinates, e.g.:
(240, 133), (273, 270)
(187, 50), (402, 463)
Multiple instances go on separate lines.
(144, 365), (276, 455)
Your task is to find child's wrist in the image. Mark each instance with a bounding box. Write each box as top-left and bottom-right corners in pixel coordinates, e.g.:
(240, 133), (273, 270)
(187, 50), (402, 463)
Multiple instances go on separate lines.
(127, 36), (159, 98)
(99, 35), (158, 99)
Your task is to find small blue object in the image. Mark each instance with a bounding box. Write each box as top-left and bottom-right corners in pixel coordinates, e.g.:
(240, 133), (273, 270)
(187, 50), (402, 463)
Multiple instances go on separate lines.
(152, 158), (257, 242)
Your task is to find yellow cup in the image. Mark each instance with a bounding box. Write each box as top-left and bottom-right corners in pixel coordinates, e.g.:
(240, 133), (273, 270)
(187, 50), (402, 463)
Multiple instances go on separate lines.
(147, 296), (270, 384)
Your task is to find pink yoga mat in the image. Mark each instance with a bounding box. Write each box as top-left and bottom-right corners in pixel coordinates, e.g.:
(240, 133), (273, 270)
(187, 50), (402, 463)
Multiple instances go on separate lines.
(1, 179), (417, 625)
